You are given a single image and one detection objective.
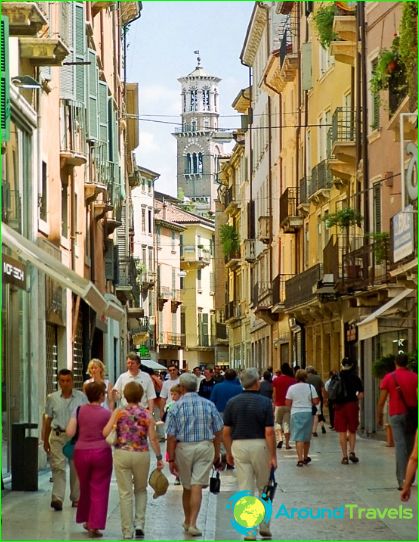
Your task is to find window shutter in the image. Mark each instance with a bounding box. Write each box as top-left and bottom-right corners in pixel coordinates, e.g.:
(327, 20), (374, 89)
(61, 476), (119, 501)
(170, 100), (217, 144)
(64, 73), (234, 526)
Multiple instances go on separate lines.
(98, 81), (108, 144)
(105, 239), (115, 281)
(373, 183), (381, 233)
(87, 49), (98, 140)
(301, 42), (312, 91)
(74, 3), (86, 105)
(60, 3), (74, 100)
(1, 16), (10, 142)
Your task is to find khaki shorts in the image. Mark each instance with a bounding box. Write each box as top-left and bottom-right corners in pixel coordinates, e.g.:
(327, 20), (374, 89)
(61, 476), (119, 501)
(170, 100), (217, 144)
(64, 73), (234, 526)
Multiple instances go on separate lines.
(175, 441), (214, 490)
(275, 406), (291, 433)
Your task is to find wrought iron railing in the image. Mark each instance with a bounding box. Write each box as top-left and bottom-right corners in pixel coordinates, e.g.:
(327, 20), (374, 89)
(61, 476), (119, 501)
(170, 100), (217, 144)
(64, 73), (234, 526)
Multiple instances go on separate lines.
(280, 187), (299, 222)
(331, 107), (355, 145)
(272, 274), (294, 305)
(285, 264), (322, 308)
(310, 160), (332, 196)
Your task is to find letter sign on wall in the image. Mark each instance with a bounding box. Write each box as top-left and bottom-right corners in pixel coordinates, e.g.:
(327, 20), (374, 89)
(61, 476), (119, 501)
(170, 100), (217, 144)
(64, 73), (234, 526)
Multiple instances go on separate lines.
(3, 254), (26, 289)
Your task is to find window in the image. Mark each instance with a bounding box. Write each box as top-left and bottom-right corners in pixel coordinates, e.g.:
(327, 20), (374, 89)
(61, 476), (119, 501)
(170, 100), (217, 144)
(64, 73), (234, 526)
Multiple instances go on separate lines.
(203, 88), (210, 111)
(148, 246), (153, 271)
(40, 161), (47, 221)
(198, 153), (203, 174)
(61, 174), (68, 238)
(182, 92), (186, 112)
(171, 231), (176, 252)
(197, 269), (202, 291)
(147, 208), (152, 234)
(190, 89), (197, 111)
(191, 120), (197, 132)
(141, 207), (146, 232)
(373, 183), (381, 233)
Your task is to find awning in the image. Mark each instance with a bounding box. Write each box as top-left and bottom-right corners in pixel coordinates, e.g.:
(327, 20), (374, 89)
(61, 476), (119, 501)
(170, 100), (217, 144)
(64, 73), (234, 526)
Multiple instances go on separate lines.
(357, 288), (414, 341)
(140, 359), (167, 371)
(2, 223), (121, 320)
(104, 293), (125, 322)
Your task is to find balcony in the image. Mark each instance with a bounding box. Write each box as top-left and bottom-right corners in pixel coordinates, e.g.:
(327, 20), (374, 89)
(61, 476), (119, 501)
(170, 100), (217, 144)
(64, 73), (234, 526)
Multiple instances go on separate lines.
(2, 3), (47, 36)
(115, 259), (134, 303)
(158, 332), (184, 349)
(225, 301), (241, 323)
(171, 289), (182, 312)
(215, 322), (228, 342)
(280, 187), (303, 233)
(60, 102), (87, 167)
(252, 282), (278, 325)
(225, 250), (241, 270)
(330, 13), (356, 66)
(224, 186), (239, 215)
(258, 216), (271, 244)
(327, 108), (356, 182)
(19, 37), (70, 66)
(272, 274), (294, 313)
(92, 2), (114, 16)
(298, 176), (310, 215)
(309, 160), (332, 204)
(278, 28), (298, 90)
(285, 264), (322, 309)
(342, 240), (392, 291)
(180, 245), (211, 269)
(140, 271), (156, 292)
(130, 317), (150, 343)
(243, 239), (256, 263)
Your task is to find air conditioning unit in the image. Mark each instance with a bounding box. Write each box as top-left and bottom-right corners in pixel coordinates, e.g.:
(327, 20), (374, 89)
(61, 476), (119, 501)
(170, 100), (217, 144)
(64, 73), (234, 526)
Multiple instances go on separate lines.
(244, 239), (256, 262)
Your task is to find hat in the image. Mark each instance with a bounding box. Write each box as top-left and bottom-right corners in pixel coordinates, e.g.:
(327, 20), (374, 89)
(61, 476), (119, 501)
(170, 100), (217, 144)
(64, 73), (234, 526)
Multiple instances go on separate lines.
(341, 358), (353, 370)
(148, 468), (169, 499)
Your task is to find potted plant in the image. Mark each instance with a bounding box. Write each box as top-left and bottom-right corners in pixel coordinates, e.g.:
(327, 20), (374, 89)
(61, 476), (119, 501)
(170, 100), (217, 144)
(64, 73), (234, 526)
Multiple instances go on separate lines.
(399, 2), (418, 108)
(219, 224), (240, 260)
(323, 207), (362, 246)
(370, 36), (408, 99)
(367, 232), (390, 265)
(313, 4), (337, 49)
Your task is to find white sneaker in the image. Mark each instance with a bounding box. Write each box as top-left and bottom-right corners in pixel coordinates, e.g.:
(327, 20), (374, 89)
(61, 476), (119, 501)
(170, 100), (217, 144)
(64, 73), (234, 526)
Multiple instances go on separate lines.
(188, 526), (202, 536)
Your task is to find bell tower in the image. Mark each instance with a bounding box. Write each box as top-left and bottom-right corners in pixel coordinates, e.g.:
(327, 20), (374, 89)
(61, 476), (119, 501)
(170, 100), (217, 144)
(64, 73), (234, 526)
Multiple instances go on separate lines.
(173, 53), (228, 215)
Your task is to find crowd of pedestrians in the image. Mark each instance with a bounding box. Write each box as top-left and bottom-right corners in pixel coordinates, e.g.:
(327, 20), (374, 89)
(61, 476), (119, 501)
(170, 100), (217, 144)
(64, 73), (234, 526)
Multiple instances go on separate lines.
(42, 353), (417, 539)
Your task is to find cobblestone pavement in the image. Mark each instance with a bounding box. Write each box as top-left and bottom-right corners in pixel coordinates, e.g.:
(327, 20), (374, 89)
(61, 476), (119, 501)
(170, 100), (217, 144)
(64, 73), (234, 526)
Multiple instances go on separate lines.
(2, 430), (417, 541)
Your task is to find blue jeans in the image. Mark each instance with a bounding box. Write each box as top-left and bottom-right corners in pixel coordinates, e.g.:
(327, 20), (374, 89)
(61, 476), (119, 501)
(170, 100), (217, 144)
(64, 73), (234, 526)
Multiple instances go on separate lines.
(389, 413), (416, 487)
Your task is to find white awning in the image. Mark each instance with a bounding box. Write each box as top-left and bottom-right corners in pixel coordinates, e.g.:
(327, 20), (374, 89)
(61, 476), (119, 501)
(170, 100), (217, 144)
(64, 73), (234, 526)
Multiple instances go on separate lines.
(104, 293), (125, 322)
(357, 288), (414, 341)
(140, 359), (167, 371)
(3, 223), (113, 318)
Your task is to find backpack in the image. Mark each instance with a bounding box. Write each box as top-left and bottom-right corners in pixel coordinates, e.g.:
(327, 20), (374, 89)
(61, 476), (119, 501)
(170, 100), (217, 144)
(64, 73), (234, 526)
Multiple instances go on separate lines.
(327, 373), (348, 403)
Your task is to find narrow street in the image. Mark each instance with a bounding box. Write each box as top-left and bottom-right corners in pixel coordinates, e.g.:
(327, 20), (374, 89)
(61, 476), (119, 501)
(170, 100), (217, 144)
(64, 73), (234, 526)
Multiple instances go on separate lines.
(3, 432), (417, 541)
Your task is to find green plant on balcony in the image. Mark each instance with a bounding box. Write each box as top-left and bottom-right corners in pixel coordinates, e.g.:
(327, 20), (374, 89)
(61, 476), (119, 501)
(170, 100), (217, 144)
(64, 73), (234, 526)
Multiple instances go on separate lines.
(370, 36), (407, 98)
(313, 4), (337, 49)
(367, 232), (390, 265)
(219, 224), (240, 259)
(323, 207), (363, 254)
(399, 1), (418, 106)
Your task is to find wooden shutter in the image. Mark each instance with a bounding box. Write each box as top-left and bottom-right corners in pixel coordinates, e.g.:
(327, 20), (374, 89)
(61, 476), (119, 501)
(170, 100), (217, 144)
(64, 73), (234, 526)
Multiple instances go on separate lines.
(87, 49), (98, 140)
(1, 16), (10, 142)
(74, 3), (86, 105)
(60, 3), (74, 100)
(105, 239), (115, 281)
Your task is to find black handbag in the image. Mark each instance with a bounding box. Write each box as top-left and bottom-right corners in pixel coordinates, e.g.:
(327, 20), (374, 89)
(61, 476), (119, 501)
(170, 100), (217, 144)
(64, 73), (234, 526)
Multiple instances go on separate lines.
(309, 384), (317, 416)
(262, 467), (277, 502)
(209, 468), (220, 494)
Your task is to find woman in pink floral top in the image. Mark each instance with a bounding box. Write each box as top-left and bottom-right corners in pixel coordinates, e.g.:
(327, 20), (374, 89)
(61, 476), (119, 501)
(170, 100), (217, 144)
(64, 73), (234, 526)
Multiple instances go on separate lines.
(103, 382), (163, 540)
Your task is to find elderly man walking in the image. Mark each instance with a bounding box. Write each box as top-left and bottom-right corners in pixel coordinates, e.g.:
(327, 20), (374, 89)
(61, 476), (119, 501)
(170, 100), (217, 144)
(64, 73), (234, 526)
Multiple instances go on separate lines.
(166, 373), (223, 537)
(43, 369), (87, 511)
(223, 368), (277, 540)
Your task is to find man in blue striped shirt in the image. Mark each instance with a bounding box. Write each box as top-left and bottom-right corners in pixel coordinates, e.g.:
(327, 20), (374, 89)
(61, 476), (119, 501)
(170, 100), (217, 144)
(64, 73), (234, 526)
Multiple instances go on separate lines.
(167, 373), (223, 537)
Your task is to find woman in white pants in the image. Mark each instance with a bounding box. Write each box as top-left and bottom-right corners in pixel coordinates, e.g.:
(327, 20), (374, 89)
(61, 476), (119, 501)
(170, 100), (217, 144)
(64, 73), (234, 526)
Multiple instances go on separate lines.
(103, 382), (163, 540)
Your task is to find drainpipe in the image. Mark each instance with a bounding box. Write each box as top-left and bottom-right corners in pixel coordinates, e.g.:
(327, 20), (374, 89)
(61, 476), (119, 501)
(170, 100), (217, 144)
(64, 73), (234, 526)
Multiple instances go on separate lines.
(355, 5), (362, 215)
(359, 3), (369, 239)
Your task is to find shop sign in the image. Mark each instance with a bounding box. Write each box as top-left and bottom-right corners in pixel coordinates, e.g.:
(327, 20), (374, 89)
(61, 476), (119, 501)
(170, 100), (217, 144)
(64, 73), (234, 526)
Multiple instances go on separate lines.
(138, 345), (151, 359)
(392, 205), (414, 262)
(3, 254), (26, 289)
(346, 323), (357, 342)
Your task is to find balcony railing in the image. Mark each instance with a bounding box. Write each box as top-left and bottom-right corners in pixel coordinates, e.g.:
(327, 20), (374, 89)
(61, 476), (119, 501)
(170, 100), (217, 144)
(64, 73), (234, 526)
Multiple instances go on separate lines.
(60, 101), (87, 165)
(299, 176), (309, 205)
(158, 332), (184, 347)
(215, 322), (227, 340)
(158, 286), (172, 299)
(285, 264), (322, 308)
(225, 300), (241, 321)
(272, 274), (294, 306)
(309, 160), (332, 197)
(2, 187), (22, 231)
(331, 107), (355, 145)
(181, 245), (211, 266)
(252, 282), (272, 307)
(342, 240), (391, 289)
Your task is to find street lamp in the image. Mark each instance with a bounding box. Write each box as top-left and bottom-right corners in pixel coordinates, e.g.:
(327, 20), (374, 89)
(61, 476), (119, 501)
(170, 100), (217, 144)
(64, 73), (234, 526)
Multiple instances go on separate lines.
(11, 75), (42, 89)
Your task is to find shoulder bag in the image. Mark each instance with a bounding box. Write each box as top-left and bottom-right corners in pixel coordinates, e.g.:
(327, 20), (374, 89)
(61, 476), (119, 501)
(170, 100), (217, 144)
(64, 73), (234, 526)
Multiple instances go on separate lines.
(391, 373), (418, 433)
(62, 406), (80, 460)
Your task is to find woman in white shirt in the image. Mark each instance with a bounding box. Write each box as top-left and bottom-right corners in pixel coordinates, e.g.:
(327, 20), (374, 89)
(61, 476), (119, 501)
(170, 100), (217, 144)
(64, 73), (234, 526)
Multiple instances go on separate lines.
(83, 359), (114, 411)
(286, 369), (319, 467)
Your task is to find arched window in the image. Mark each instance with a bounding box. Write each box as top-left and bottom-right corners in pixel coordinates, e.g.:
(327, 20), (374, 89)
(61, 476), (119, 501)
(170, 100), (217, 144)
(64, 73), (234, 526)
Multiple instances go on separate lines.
(191, 120), (197, 132)
(185, 154), (192, 174)
(198, 153), (203, 174)
(190, 90), (197, 112)
(192, 153), (198, 173)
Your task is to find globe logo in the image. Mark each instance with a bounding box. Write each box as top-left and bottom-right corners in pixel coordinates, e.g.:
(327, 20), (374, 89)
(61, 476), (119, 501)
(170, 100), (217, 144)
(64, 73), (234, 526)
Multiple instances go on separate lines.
(226, 490), (273, 537)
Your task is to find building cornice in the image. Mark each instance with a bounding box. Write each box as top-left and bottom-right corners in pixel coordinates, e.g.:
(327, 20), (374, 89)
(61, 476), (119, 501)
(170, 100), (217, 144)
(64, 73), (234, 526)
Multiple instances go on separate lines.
(240, 3), (268, 67)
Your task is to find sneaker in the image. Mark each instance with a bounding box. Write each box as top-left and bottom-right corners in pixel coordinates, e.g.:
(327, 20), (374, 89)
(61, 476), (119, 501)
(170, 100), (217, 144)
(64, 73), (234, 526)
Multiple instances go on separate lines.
(188, 526), (202, 537)
(135, 529), (144, 539)
(182, 522), (189, 531)
(50, 500), (63, 511)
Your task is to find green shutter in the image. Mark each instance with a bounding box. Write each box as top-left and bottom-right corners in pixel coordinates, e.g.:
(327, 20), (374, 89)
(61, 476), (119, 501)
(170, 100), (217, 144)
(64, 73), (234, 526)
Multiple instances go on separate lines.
(74, 3), (86, 105)
(1, 16), (10, 142)
(301, 42), (312, 91)
(87, 49), (98, 140)
(60, 3), (74, 100)
(98, 81), (108, 143)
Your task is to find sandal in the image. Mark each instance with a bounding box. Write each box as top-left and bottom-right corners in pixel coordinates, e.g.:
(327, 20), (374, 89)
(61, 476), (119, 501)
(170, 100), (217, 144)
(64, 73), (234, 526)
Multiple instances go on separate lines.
(303, 456), (311, 464)
(349, 452), (359, 463)
(296, 460), (304, 467)
(341, 457), (349, 465)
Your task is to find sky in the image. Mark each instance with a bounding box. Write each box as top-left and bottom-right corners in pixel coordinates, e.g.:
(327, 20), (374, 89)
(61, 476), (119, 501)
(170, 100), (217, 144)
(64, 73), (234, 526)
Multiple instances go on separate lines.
(126, 1), (255, 197)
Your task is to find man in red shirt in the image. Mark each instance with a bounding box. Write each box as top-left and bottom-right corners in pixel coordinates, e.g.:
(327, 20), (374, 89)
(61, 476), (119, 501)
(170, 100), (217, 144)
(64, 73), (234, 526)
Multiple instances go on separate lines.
(272, 363), (296, 449)
(377, 353), (418, 489)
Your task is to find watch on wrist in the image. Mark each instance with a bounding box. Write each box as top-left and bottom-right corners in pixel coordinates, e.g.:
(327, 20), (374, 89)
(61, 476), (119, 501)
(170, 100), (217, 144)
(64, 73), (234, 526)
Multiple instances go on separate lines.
(156, 454), (163, 461)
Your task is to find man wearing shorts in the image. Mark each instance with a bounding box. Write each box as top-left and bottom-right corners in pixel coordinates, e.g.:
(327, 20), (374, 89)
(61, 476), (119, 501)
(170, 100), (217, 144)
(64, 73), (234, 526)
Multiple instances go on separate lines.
(166, 373), (223, 537)
(334, 358), (364, 465)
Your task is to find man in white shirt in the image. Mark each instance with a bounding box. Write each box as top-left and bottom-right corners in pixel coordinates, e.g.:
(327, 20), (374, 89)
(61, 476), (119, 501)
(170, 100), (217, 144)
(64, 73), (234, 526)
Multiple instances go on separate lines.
(112, 352), (156, 410)
(160, 363), (180, 412)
